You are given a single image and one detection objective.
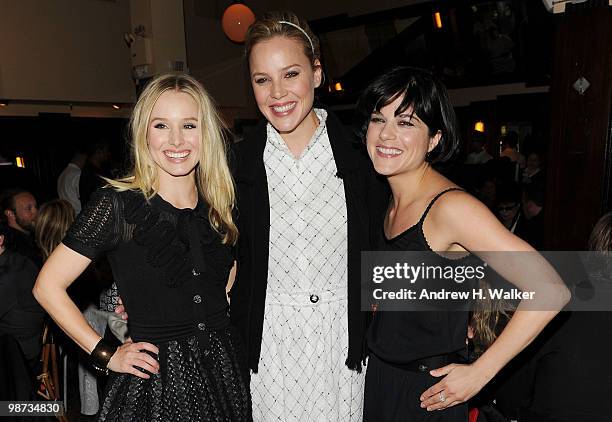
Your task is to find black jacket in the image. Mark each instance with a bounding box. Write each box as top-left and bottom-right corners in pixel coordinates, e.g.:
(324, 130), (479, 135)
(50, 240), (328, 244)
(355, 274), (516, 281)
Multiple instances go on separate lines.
(229, 111), (388, 373)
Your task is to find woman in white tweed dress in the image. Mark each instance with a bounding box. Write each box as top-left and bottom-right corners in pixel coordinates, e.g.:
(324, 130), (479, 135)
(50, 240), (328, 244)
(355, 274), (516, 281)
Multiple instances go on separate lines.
(229, 11), (387, 422)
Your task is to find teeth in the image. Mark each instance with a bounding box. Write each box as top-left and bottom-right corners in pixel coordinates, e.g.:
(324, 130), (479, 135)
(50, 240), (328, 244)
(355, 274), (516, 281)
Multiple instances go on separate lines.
(272, 103), (296, 113)
(377, 146), (402, 155)
(165, 151), (189, 159)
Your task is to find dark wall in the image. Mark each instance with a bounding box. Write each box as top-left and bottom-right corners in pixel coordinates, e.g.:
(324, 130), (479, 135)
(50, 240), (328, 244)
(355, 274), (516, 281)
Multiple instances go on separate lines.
(545, 4), (612, 249)
(0, 116), (128, 202)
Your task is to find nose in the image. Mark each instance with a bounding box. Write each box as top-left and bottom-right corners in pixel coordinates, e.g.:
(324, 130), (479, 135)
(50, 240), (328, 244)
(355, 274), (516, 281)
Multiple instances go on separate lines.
(170, 128), (184, 147)
(271, 79), (287, 100)
(379, 122), (395, 142)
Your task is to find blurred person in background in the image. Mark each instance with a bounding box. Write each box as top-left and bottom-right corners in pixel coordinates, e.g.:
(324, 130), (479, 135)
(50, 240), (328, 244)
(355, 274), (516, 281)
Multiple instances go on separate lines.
(474, 177), (497, 210)
(0, 215), (45, 369)
(1, 188), (41, 267)
(57, 148), (87, 214)
(79, 138), (112, 209)
(521, 151), (543, 186)
(465, 135), (492, 165)
(518, 183), (544, 250)
(500, 131), (524, 167)
(495, 183), (522, 232)
(35, 199), (75, 262)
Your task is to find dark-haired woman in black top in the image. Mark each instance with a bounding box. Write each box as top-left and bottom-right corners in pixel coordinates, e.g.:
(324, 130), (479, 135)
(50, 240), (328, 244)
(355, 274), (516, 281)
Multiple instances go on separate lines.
(356, 67), (569, 421)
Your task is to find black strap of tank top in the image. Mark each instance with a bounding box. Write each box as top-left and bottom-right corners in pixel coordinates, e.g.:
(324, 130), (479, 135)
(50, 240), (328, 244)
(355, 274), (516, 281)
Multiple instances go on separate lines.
(418, 187), (465, 225)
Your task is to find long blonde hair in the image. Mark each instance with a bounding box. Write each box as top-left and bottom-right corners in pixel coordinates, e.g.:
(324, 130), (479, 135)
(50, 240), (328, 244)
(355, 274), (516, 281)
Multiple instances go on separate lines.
(107, 73), (238, 244)
(35, 199), (75, 261)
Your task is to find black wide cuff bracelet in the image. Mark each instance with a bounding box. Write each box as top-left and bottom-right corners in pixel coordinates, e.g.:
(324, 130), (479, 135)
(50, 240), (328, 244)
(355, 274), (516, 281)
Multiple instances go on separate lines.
(91, 339), (117, 375)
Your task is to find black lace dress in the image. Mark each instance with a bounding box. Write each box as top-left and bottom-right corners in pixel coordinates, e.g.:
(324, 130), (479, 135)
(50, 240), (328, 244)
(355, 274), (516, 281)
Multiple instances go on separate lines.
(63, 188), (251, 422)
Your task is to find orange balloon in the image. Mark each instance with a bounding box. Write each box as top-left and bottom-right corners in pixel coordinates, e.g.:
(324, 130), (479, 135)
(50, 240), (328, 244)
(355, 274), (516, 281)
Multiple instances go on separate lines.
(222, 4), (256, 43)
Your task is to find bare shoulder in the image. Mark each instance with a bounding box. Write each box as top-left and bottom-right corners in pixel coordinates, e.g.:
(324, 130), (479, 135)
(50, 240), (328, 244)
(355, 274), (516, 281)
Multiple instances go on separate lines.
(425, 188), (523, 251)
(431, 189), (491, 218)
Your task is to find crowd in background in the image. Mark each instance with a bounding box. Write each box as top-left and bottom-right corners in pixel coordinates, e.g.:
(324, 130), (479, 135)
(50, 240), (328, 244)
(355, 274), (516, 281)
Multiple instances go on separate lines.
(0, 141), (117, 416)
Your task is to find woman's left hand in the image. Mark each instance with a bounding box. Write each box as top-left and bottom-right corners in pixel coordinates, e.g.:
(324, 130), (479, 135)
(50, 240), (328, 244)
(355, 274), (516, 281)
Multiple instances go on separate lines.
(419, 363), (492, 411)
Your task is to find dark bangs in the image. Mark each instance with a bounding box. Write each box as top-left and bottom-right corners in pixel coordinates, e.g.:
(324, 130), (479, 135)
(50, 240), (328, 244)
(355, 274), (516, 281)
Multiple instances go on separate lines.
(354, 66), (459, 163)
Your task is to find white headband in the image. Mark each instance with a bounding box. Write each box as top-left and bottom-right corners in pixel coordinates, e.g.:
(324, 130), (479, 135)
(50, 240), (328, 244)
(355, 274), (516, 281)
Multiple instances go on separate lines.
(278, 20), (315, 56)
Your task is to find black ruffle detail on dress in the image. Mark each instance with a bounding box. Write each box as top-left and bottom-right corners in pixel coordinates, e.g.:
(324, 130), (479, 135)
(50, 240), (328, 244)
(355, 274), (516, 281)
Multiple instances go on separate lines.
(122, 191), (232, 288)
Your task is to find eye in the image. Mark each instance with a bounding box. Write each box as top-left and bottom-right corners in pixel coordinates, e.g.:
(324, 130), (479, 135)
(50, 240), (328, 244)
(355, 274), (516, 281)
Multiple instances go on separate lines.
(254, 77), (268, 85)
(184, 123), (197, 129)
(370, 116), (385, 124)
(285, 70), (299, 78)
(153, 122), (167, 129)
(398, 120), (414, 127)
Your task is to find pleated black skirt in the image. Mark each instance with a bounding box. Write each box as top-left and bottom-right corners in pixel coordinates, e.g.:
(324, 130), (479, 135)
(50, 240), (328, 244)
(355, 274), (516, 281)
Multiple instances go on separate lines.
(97, 326), (252, 422)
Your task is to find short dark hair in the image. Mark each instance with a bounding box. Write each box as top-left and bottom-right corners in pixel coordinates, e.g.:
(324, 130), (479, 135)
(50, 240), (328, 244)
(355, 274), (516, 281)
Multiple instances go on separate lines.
(471, 132), (486, 145)
(354, 66), (460, 163)
(0, 187), (29, 213)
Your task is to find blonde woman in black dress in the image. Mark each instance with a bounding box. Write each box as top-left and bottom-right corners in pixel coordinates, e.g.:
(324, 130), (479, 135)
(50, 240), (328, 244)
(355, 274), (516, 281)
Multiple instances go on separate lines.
(34, 73), (251, 421)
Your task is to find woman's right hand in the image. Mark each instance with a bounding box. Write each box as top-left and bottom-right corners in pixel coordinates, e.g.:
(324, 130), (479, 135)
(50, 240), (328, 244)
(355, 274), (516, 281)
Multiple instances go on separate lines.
(106, 341), (160, 379)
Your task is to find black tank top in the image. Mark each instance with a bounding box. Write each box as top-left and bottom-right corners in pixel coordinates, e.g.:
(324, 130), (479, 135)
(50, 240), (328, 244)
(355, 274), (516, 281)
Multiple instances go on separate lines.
(367, 188), (476, 364)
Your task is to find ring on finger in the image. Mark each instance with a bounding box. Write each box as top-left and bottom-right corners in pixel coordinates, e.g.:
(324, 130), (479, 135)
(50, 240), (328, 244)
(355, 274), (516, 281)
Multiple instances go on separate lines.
(439, 391), (446, 403)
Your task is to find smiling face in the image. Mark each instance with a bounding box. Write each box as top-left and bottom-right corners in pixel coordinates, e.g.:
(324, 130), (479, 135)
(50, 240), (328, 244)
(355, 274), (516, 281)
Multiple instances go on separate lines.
(365, 95), (441, 178)
(249, 36), (322, 139)
(147, 90), (201, 184)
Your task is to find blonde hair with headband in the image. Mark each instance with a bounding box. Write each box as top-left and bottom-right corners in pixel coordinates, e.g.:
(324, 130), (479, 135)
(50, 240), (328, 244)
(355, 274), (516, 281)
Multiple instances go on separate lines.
(245, 11), (321, 67)
(277, 20), (315, 55)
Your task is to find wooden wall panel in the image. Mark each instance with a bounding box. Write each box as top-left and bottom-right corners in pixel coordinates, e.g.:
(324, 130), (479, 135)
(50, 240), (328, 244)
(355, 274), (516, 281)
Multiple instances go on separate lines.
(545, 5), (612, 249)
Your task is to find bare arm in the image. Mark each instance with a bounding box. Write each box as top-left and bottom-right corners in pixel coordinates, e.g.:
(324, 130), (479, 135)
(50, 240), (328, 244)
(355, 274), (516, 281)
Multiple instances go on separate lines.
(33, 244), (100, 353)
(33, 243), (159, 378)
(419, 192), (569, 410)
(226, 261), (237, 303)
